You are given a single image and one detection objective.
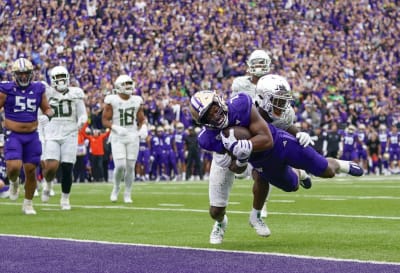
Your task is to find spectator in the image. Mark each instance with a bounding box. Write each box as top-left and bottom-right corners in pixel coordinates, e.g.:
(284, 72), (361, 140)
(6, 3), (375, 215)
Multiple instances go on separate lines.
(81, 123), (111, 182)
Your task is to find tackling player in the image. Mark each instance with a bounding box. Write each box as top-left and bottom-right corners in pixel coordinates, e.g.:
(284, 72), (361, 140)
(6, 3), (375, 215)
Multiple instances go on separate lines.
(207, 49), (314, 243)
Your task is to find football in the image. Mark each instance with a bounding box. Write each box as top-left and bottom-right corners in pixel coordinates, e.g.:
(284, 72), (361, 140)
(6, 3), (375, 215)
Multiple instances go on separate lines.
(222, 126), (252, 140)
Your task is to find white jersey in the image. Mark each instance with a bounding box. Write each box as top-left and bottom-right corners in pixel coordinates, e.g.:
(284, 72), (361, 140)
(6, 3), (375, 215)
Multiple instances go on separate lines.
(44, 86), (87, 140)
(104, 94), (143, 137)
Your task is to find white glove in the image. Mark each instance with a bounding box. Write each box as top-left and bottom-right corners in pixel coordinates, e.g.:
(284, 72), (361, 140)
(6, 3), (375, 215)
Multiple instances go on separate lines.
(38, 115), (50, 127)
(296, 132), (314, 147)
(112, 125), (128, 136)
(231, 139), (253, 161)
(77, 116), (87, 129)
(220, 128), (238, 151)
(213, 153), (232, 168)
(138, 125), (148, 139)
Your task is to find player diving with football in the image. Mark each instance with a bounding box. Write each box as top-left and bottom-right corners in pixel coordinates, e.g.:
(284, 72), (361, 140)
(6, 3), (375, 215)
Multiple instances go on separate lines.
(189, 89), (364, 244)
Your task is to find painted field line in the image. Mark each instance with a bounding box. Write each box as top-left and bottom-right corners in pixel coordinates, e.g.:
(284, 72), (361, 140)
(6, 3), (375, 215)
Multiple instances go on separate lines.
(0, 233), (399, 266)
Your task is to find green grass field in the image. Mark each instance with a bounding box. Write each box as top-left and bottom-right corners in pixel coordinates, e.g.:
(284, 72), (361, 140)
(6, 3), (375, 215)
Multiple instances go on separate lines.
(1, 175), (399, 263)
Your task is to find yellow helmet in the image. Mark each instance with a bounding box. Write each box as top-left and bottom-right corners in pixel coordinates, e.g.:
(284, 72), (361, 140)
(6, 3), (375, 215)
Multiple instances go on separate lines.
(12, 58), (34, 87)
(189, 90), (228, 129)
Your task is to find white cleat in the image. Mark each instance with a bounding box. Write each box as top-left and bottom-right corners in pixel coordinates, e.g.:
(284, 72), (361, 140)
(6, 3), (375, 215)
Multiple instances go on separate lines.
(60, 197), (71, 210)
(22, 203), (37, 215)
(209, 215), (228, 244)
(249, 217), (271, 237)
(49, 189), (55, 197)
(41, 190), (50, 203)
(123, 192), (132, 204)
(110, 189), (119, 202)
(8, 181), (20, 201)
(34, 189), (39, 197)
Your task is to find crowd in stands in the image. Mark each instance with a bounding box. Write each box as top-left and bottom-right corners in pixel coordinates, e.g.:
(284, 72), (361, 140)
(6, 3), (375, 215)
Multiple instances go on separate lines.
(0, 0), (399, 179)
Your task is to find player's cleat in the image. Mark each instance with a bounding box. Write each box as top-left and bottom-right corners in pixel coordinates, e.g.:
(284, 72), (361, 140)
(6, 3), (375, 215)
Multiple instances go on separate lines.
(123, 192), (132, 204)
(300, 177), (312, 189)
(22, 203), (37, 215)
(249, 216), (271, 237)
(60, 197), (71, 210)
(41, 190), (50, 203)
(8, 181), (20, 201)
(49, 189), (55, 197)
(34, 189), (39, 197)
(349, 162), (364, 176)
(210, 215), (228, 244)
(110, 188), (119, 202)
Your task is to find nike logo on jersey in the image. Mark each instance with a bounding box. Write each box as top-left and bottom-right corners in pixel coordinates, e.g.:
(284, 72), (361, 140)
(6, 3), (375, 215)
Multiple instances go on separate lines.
(235, 120), (241, 125)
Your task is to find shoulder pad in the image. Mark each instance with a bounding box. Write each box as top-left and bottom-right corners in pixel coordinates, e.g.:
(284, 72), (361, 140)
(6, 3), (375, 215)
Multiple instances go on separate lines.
(68, 87), (85, 99)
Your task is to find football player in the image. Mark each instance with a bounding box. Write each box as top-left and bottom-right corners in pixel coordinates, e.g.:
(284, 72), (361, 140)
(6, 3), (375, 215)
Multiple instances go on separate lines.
(102, 74), (146, 203)
(190, 90), (364, 243)
(207, 49), (314, 243)
(0, 58), (53, 214)
(40, 66), (88, 210)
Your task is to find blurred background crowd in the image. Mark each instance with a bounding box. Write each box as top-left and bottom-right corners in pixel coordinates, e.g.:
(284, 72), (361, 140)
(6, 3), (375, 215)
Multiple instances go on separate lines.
(0, 0), (399, 180)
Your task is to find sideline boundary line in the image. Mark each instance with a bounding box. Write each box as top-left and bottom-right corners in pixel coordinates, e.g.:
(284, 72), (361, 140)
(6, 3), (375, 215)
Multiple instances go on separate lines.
(1, 233), (399, 266)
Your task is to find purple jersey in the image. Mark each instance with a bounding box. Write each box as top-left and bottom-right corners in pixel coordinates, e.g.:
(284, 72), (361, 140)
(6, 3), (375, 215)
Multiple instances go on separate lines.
(341, 132), (358, 161)
(378, 130), (388, 154)
(0, 81), (45, 122)
(198, 93), (328, 192)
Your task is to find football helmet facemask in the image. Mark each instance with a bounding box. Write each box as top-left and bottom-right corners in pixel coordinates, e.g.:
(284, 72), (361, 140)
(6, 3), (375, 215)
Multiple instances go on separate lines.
(114, 75), (135, 95)
(246, 50), (271, 77)
(190, 90), (228, 129)
(256, 74), (293, 119)
(50, 66), (70, 92)
(12, 58), (34, 87)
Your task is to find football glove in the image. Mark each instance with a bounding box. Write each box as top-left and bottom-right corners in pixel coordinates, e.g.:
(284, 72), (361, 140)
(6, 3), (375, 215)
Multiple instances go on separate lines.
(296, 132), (314, 147)
(220, 128), (238, 151)
(231, 139), (253, 161)
(38, 115), (50, 127)
(77, 116), (87, 129)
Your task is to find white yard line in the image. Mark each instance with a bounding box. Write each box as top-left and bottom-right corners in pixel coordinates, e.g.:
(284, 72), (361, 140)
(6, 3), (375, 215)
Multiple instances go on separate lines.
(1, 202), (399, 220)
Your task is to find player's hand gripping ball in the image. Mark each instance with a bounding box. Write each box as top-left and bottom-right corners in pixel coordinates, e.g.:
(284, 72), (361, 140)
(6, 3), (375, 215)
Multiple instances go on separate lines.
(221, 126), (253, 161)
